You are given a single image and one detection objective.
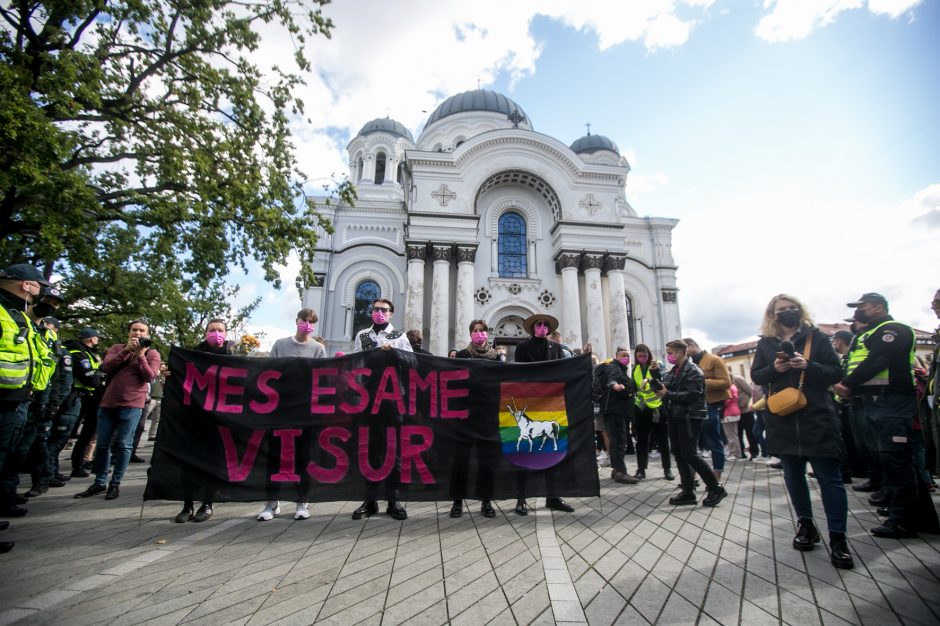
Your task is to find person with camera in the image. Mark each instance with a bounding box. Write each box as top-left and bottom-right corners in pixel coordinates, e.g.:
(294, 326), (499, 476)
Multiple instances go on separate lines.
(751, 294), (852, 569)
(75, 319), (160, 501)
(656, 340), (726, 508)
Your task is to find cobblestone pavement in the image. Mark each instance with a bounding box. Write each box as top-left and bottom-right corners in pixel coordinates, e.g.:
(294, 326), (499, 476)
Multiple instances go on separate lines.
(1, 443), (939, 625)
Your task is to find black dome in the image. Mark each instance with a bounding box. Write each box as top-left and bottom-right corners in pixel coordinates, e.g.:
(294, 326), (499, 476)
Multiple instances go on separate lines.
(570, 133), (619, 155)
(426, 89), (527, 127)
(357, 117), (414, 142)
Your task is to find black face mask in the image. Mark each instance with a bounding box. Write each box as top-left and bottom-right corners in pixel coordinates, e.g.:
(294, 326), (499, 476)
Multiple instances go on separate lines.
(30, 302), (57, 318)
(776, 310), (802, 328)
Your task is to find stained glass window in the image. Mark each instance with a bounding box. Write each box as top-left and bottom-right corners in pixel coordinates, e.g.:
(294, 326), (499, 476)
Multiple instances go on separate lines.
(498, 212), (527, 278)
(354, 280), (381, 332)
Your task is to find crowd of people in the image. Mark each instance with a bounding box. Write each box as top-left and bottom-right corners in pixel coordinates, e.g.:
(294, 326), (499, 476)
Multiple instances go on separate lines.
(1, 260), (938, 574)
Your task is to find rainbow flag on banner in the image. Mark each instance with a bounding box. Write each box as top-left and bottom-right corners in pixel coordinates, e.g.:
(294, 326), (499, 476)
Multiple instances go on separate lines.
(498, 381), (569, 470)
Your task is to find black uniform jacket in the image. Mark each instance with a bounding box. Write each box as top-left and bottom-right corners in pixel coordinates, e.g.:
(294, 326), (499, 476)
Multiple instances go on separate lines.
(514, 337), (562, 363)
(662, 358), (707, 420)
(751, 325), (843, 459)
(600, 361), (636, 416)
(842, 315), (915, 395)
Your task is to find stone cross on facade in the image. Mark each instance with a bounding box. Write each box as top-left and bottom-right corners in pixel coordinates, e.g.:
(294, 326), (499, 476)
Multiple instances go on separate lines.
(431, 184), (456, 206)
(579, 193), (601, 215)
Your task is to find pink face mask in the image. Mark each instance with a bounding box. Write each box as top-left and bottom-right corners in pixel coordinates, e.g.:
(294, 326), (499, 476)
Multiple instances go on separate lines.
(666, 353), (678, 364)
(296, 321), (314, 335)
(471, 331), (487, 345)
(618, 357), (630, 366)
(205, 330), (225, 347)
(636, 355), (649, 364)
(533, 323), (550, 338)
(371, 310), (389, 325)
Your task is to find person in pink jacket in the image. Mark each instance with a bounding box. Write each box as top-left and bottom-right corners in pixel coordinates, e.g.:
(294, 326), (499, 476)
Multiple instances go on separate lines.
(74, 319), (161, 500)
(722, 383), (742, 461)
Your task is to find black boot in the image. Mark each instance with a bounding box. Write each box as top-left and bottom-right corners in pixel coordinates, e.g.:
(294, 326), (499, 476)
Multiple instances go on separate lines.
(792, 518), (820, 551)
(829, 532), (854, 569)
(174, 505), (194, 523)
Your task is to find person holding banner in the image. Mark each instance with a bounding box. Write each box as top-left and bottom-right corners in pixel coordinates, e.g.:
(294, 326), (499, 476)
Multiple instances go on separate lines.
(257, 309), (325, 521)
(451, 320), (499, 518)
(513, 313), (575, 515)
(174, 319), (232, 523)
(351, 298), (411, 521)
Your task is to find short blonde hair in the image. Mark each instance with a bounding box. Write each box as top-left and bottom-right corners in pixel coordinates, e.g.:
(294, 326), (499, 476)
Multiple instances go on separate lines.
(760, 293), (814, 337)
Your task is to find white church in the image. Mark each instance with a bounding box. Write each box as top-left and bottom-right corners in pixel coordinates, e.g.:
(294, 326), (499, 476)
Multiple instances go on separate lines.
(304, 89), (681, 359)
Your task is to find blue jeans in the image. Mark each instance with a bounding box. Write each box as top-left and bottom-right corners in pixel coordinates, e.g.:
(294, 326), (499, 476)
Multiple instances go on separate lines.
(93, 407), (142, 487)
(699, 402), (725, 471)
(753, 411), (768, 457)
(780, 454), (847, 533)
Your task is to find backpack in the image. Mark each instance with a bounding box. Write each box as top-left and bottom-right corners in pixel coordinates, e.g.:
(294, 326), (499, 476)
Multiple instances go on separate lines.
(592, 361), (612, 405)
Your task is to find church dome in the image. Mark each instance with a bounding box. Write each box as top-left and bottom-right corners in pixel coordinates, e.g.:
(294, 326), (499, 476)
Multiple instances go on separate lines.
(426, 89), (528, 127)
(569, 133), (619, 155)
(357, 117), (414, 142)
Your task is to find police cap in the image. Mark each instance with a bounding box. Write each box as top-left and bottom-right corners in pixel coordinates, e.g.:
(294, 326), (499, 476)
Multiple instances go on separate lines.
(0, 263), (50, 285)
(78, 327), (100, 339)
(846, 293), (888, 308)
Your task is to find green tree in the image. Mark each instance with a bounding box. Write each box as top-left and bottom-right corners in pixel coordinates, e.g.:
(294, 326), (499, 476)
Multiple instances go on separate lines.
(0, 0), (354, 343)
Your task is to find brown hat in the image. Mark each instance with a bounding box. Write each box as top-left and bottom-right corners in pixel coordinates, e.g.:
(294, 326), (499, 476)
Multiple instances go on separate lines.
(523, 313), (559, 335)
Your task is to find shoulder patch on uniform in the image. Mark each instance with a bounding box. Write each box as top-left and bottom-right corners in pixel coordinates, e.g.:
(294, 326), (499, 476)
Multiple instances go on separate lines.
(882, 333), (895, 342)
(80, 359), (91, 368)
(62, 355), (73, 366)
(386, 330), (403, 340)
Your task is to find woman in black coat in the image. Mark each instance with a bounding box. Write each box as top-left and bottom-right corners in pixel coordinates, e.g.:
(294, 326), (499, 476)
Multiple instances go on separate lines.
(750, 294), (853, 569)
(174, 318), (234, 523)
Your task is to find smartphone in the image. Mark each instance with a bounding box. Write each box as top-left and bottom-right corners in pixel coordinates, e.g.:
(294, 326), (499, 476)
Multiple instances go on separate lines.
(776, 352), (790, 360)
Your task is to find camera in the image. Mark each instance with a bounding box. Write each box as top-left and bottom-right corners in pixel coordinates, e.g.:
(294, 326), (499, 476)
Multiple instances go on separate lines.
(138, 337), (153, 348)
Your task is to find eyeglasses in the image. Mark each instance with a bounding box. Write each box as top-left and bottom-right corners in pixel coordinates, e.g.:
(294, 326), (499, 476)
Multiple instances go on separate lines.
(372, 306), (391, 313)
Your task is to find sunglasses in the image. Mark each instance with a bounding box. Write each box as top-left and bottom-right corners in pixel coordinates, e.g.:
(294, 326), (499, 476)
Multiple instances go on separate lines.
(372, 307), (391, 313)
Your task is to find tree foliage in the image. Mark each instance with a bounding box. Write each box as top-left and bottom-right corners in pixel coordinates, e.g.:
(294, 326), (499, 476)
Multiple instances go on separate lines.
(0, 0), (354, 345)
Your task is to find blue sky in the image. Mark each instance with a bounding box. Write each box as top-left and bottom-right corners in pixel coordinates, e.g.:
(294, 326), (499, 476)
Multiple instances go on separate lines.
(240, 0), (940, 350)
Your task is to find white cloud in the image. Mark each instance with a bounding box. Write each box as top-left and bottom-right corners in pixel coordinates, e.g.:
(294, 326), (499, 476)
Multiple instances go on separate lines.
(627, 170), (670, 199)
(675, 182), (940, 350)
(755, 0), (922, 42)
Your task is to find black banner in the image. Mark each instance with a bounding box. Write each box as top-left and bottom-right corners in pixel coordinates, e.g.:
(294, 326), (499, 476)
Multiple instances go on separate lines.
(144, 347), (599, 502)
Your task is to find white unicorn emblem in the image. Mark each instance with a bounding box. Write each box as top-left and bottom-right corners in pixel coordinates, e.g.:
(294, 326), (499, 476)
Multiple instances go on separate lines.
(507, 398), (561, 452)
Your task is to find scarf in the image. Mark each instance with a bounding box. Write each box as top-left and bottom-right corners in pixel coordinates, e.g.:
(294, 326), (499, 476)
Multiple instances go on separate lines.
(465, 340), (497, 360)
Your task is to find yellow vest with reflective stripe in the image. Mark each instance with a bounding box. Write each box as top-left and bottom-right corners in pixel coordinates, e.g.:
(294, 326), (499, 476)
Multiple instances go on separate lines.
(633, 365), (663, 409)
(845, 320), (915, 386)
(30, 326), (56, 391)
(70, 346), (100, 391)
(0, 305), (34, 390)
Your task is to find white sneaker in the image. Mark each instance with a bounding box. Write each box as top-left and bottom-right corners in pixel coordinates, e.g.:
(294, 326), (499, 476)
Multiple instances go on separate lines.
(257, 501), (280, 521)
(294, 502), (310, 520)
(650, 450), (661, 459)
(596, 451), (609, 461)
(597, 456), (611, 468)
(752, 456), (768, 464)
(768, 456), (781, 464)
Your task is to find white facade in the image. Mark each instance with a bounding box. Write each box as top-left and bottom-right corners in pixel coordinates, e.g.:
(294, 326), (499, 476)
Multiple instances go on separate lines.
(305, 90), (681, 360)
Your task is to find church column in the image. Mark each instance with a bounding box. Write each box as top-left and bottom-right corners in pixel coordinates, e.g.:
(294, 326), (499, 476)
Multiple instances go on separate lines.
(362, 154), (376, 184)
(405, 243), (427, 335)
(558, 252), (583, 350)
(384, 156), (398, 184)
(429, 244), (452, 356)
(606, 255), (630, 356)
(583, 254), (608, 358)
(454, 246), (477, 349)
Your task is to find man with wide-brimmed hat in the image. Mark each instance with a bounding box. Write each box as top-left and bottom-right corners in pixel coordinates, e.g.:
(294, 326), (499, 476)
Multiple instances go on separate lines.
(512, 312), (575, 515)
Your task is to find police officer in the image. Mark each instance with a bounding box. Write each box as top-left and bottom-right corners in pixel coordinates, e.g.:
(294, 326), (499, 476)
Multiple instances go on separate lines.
(0, 264), (51, 553)
(834, 293), (924, 538)
(51, 328), (103, 482)
(23, 312), (73, 496)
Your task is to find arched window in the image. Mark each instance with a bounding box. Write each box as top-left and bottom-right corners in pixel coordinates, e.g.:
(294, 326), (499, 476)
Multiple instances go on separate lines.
(396, 162), (403, 185)
(374, 152), (386, 184)
(498, 211), (527, 278)
(625, 293), (637, 348)
(353, 280), (381, 333)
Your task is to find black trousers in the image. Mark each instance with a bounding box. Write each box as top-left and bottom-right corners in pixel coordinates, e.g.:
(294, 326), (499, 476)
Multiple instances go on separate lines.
(635, 406), (670, 471)
(668, 416), (719, 493)
(449, 439), (496, 501)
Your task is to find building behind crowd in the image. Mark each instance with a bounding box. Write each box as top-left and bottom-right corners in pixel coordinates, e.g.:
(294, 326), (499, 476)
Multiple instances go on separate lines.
(302, 89), (681, 359)
(716, 322), (938, 379)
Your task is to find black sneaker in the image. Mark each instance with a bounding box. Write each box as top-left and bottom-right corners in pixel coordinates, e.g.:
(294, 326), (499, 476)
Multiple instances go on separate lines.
(702, 485), (727, 507)
(192, 504), (213, 523)
(74, 484), (107, 499)
(70, 468), (90, 478)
